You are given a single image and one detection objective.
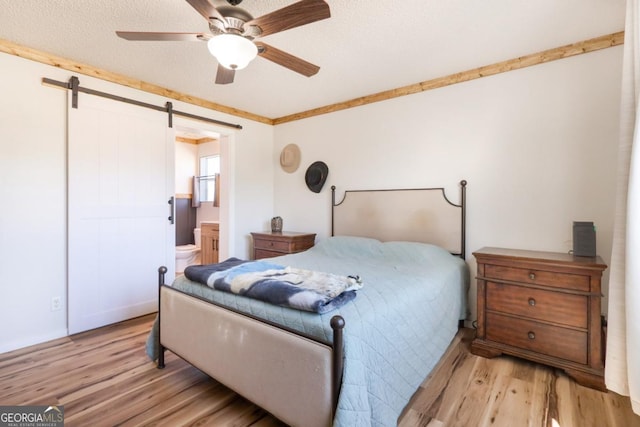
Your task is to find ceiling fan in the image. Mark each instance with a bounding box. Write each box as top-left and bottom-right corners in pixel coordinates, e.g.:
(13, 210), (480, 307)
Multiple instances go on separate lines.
(116, 0), (330, 84)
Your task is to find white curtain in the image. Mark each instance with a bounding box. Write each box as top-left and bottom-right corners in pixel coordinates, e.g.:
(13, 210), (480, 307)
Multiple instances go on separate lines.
(606, 0), (640, 414)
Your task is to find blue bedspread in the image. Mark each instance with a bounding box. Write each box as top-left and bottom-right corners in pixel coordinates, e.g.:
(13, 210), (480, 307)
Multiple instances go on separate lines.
(183, 258), (363, 313)
(147, 236), (468, 426)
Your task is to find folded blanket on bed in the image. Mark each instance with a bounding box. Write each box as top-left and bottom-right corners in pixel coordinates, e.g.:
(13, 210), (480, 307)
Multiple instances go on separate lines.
(184, 258), (363, 313)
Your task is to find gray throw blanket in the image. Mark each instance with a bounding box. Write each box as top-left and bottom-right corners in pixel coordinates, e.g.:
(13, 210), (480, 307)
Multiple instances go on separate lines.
(184, 258), (363, 313)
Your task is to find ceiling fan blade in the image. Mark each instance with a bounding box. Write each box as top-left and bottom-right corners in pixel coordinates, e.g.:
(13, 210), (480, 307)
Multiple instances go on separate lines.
(256, 42), (320, 77)
(116, 31), (210, 42)
(246, 0), (330, 37)
(215, 64), (235, 84)
(186, 0), (228, 24)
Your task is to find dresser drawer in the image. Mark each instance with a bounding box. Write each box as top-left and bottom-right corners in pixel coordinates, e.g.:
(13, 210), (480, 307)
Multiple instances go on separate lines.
(253, 239), (291, 252)
(485, 264), (590, 292)
(486, 282), (588, 328)
(486, 312), (587, 364)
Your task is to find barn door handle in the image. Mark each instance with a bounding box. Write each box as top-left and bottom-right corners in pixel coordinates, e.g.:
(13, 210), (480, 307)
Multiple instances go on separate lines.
(167, 196), (174, 224)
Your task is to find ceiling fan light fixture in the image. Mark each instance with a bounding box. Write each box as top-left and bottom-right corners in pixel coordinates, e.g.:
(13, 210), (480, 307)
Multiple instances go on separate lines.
(207, 34), (258, 70)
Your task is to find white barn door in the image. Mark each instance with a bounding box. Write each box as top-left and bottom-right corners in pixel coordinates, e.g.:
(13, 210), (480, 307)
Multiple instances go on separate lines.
(68, 93), (175, 334)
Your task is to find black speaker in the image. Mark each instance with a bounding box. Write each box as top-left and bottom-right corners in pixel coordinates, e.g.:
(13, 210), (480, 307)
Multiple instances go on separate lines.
(573, 221), (596, 257)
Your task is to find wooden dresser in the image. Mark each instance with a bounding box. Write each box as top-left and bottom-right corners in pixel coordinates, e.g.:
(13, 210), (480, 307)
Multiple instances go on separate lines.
(251, 231), (316, 260)
(471, 247), (607, 390)
(200, 222), (219, 265)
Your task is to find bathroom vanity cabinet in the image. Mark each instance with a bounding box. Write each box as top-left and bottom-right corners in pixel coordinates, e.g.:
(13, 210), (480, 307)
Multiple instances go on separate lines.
(200, 222), (219, 265)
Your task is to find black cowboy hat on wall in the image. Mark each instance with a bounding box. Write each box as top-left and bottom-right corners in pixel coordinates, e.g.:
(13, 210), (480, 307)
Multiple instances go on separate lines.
(305, 161), (329, 193)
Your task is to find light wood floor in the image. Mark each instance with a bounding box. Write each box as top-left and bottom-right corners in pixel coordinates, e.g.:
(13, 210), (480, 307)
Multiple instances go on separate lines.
(0, 314), (638, 427)
(401, 329), (640, 427)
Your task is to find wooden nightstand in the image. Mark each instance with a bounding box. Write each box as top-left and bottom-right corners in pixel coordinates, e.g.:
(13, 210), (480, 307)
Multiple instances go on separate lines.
(251, 231), (316, 260)
(471, 247), (607, 390)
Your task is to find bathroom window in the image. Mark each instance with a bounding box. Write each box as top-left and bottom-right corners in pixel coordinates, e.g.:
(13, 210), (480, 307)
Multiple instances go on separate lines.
(199, 155), (220, 204)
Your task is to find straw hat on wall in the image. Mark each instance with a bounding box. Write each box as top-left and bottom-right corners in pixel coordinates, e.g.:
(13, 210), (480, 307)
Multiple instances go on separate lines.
(280, 144), (301, 173)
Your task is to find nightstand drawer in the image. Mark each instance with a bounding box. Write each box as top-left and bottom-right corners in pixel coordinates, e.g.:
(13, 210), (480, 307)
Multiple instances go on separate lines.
(253, 239), (291, 252)
(485, 264), (590, 292)
(254, 249), (282, 259)
(486, 282), (588, 328)
(486, 312), (587, 364)
(251, 232), (316, 260)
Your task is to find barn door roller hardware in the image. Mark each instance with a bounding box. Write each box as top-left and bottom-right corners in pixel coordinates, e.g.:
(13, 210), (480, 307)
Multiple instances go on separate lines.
(42, 76), (243, 130)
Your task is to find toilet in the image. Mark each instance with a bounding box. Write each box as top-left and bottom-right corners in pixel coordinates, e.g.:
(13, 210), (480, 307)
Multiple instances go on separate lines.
(176, 228), (201, 274)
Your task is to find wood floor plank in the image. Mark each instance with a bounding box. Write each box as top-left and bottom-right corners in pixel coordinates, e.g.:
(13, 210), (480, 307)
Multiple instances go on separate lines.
(0, 315), (150, 368)
(447, 356), (511, 426)
(483, 357), (555, 426)
(192, 396), (277, 426)
(59, 357), (188, 406)
(1, 339), (148, 401)
(483, 375), (543, 426)
(0, 337), (71, 367)
(68, 374), (227, 426)
(603, 388), (640, 427)
(419, 352), (475, 423)
(1, 316), (639, 426)
(398, 409), (424, 427)
(120, 378), (222, 426)
(406, 329), (640, 427)
(62, 363), (203, 422)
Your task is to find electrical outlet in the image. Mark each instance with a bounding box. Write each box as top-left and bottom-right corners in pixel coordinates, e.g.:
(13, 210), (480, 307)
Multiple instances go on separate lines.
(51, 296), (62, 312)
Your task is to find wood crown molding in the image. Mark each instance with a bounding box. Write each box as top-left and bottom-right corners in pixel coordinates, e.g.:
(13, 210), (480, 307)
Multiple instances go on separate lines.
(176, 136), (217, 144)
(272, 31), (625, 124)
(0, 38), (272, 125)
(0, 31), (624, 126)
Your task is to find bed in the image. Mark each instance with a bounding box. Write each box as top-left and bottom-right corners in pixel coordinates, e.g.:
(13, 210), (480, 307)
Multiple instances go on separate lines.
(147, 180), (469, 427)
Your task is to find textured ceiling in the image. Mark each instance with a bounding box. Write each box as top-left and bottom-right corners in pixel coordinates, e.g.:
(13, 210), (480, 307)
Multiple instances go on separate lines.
(0, 0), (626, 120)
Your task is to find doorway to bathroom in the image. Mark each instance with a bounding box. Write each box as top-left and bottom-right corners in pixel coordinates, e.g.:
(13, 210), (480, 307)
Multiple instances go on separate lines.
(173, 117), (234, 276)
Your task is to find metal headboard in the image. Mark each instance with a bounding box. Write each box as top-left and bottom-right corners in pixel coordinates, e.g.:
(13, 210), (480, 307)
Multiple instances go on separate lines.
(331, 180), (467, 259)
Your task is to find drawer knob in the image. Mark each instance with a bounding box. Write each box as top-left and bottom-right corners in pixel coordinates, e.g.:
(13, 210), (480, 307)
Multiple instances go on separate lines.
(528, 298), (536, 307)
(528, 331), (536, 340)
(529, 272), (536, 280)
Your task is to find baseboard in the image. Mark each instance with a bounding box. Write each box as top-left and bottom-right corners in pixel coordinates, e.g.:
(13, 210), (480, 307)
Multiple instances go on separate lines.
(0, 328), (68, 354)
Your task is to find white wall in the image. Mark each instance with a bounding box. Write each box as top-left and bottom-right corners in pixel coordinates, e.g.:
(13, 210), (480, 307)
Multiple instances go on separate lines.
(273, 47), (623, 322)
(0, 52), (68, 351)
(0, 51), (274, 353)
(175, 141), (198, 195)
(232, 121), (276, 252)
